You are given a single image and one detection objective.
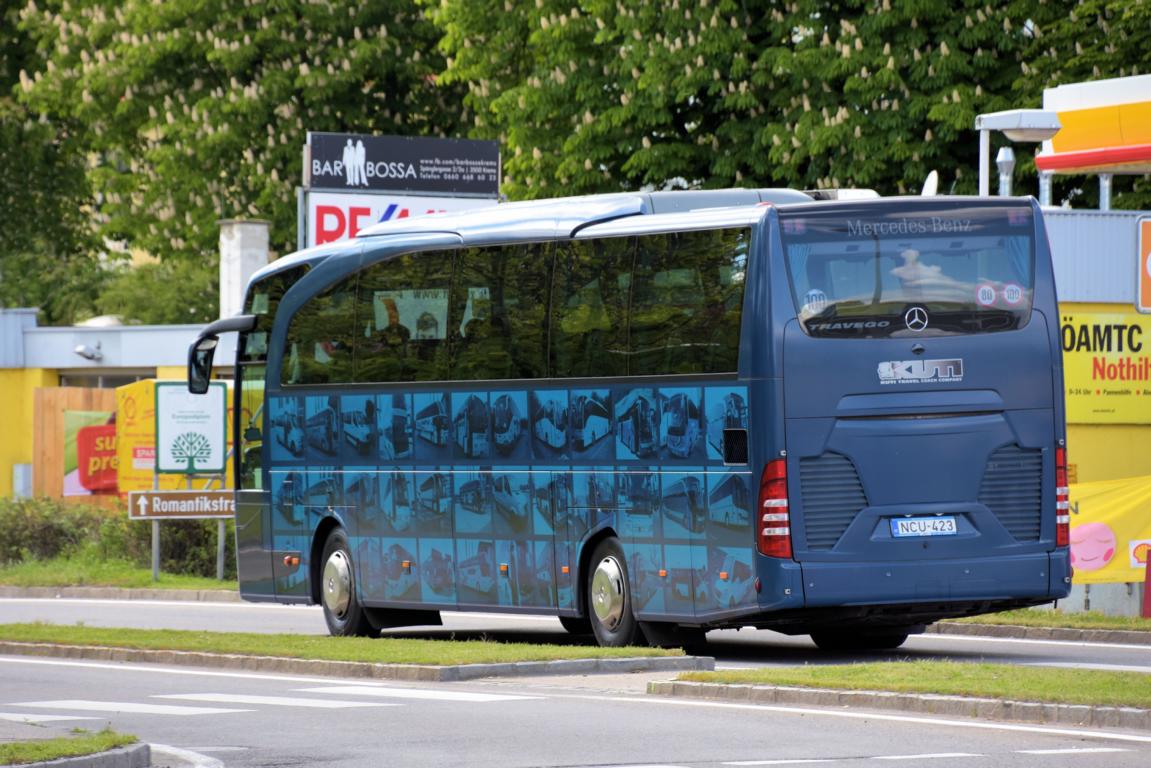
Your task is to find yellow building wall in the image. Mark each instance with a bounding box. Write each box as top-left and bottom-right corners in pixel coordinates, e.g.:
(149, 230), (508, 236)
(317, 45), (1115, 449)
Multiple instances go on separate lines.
(0, 368), (58, 497)
(155, 366), (185, 379)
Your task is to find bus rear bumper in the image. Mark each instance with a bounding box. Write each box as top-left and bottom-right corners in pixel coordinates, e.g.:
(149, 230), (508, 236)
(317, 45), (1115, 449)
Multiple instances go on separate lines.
(799, 551), (1071, 608)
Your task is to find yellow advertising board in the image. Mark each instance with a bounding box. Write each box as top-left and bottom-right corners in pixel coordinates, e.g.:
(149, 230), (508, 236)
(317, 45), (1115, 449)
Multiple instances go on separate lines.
(1061, 309), (1151, 423)
(116, 379), (235, 492)
(1069, 475), (1151, 584)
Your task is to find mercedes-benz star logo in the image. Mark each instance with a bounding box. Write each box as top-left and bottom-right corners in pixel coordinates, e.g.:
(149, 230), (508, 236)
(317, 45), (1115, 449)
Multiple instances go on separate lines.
(904, 307), (929, 332)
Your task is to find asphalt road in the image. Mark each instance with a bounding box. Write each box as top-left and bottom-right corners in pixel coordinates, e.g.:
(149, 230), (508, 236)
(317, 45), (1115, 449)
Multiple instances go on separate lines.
(2, 597), (1150, 676)
(2, 653), (1151, 768)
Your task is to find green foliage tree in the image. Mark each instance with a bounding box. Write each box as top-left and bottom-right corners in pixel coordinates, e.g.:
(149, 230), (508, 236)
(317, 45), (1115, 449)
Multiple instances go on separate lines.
(19, 0), (464, 263)
(96, 259), (218, 325)
(433, 0), (1109, 199)
(0, 0), (104, 324)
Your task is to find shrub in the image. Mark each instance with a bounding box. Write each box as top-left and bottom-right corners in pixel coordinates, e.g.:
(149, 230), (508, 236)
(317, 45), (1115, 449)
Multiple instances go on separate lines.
(0, 497), (235, 579)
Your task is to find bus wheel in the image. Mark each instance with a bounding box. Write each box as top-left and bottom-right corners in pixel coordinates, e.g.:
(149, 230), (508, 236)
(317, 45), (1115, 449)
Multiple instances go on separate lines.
(558, 615), (592, 636)
(810, 630), (909, 651)
(320, 528), (375, 637)
(587, 538), (640, 647)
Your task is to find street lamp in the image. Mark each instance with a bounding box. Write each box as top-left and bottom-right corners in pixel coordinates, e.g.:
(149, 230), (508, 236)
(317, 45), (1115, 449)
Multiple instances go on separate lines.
(974, 109), (1062, 197)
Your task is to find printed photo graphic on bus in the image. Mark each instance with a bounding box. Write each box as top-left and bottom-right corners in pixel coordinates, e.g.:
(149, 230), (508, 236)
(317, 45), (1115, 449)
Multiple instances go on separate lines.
(531, 391), (569, 459)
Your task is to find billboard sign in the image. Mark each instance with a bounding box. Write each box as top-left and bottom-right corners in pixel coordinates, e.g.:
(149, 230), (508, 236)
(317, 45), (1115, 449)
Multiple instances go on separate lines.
(305, 133), (499, 196)
(304, 190), (495, 248)
(155, 382), (227, 474)
(1061, 309), (1151, 423)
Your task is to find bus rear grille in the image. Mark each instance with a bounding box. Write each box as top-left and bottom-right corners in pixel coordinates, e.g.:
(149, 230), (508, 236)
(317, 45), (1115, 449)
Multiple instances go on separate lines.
(979, 445), (1043, 541)
(799, 453), (868, 550)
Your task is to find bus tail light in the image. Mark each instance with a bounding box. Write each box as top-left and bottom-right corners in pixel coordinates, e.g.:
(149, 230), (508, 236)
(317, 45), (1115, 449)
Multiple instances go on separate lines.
(757, 459), (792, 558)
(1055, 446), (1069, 547)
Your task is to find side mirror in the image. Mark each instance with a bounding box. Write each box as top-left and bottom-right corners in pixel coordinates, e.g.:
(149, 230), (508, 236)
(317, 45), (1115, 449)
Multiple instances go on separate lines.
(188, 336), (219, 394)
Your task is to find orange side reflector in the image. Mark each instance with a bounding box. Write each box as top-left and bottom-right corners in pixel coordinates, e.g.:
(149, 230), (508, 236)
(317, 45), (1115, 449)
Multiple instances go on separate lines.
(719, 571), (729, 581)
(401, 560), (411, 570)
(658, 569), (668, 577)
(561, 566), (570, 574)
(500, 563), (509, 574)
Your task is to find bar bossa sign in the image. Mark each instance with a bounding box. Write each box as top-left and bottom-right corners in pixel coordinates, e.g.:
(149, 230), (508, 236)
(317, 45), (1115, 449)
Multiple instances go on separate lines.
(1061, 309), (1151, 423)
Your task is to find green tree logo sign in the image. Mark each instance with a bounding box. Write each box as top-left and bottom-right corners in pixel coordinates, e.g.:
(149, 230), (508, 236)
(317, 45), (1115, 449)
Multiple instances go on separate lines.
(171, 432), (212, 472)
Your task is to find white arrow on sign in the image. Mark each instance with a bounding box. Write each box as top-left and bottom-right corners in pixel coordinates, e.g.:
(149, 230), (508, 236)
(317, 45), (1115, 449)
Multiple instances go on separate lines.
(136, 496), (149, 514)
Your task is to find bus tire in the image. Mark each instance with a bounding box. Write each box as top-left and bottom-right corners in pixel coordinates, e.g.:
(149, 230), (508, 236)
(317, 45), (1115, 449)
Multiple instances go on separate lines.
(558, 615), (592, 636)
(586, 537), (641, 647)
(319, 528), (375, 637)
(810, 630), (909, 652)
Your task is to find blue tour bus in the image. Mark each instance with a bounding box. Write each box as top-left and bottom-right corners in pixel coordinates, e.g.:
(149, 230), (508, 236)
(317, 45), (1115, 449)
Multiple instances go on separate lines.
(189, 188), (1071, 648)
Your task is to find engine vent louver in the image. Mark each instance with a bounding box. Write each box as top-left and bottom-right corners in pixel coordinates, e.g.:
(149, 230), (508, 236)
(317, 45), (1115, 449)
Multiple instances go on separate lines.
(799, 453), (868, 550)
(979, 445), (1043, 541)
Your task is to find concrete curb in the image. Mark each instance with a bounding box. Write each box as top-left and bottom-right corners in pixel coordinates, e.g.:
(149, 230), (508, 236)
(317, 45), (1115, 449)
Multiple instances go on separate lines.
(3, 743), (150, 768)
(0, 587), (241, 603)
(928, 621), (1151, 646)
(0, 641), (713, 681)
(647, 681), (1151, 732)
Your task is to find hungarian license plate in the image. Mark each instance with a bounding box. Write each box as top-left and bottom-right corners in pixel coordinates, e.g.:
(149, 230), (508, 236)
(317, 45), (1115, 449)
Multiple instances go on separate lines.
(890, 516), (958, 538)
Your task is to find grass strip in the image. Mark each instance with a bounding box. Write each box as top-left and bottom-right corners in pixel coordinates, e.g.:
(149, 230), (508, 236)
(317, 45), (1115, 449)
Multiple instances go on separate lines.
(949, 609), (1151, 633)
(0, 728), (136, 766)
(0, 558), (236, 591)
(0, 623), (678, 665)
(680, 660), (1151, 709)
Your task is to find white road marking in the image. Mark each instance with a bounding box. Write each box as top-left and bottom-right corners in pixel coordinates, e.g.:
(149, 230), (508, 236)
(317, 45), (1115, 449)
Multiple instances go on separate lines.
(297, 685), (538, 702)
(871, 755), (980, 761)
(153, 693), (397, 708)
(14, 700), (251, 716)
(724, 760), (836, 766)
(0, 713), (102, 723)
(1017, 748), (1130, 755)
(568, 694), (1151, 745)
(150, 744), (226, 768)
(0, 656), (401, 685)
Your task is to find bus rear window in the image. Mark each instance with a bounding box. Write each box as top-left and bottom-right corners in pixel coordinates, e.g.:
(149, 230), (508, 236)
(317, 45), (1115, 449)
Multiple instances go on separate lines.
(781, 204), (1035, 338)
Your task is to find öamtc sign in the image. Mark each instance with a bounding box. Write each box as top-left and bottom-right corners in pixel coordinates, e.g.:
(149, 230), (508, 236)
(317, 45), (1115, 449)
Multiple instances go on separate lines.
(305, 133), (499, 196)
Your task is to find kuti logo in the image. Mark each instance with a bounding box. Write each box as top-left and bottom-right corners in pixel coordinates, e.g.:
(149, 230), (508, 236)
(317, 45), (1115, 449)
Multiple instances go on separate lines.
(312, 139), (418, 187)
(877, 358), (964, 385)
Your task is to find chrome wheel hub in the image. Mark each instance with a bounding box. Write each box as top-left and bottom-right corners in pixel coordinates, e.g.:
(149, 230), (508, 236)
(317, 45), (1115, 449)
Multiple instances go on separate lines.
(322, 550), (352, 619)
(591, 555), (625, 630)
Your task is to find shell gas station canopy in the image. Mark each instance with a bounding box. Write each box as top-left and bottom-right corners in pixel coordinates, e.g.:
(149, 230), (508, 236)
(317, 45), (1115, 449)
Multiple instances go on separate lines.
(1036, 74), (1151, 175)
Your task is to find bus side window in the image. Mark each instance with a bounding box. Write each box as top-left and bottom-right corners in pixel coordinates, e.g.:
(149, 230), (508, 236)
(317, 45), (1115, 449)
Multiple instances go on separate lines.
(283, 278), (356, 385)
(630, 229), (747, 375)
(450, 243), (550, 381)
(354, 251), (451, 383)
(551, 239), (631, 378)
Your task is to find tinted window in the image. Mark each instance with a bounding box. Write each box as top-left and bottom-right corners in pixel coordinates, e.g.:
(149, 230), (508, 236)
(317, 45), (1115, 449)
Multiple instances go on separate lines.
(355, 251), (452, 382)
(283, 277), (357, 385)
(630, 229), (748, 375)
(450, 244), (550, 380)
(240, 266), (309, 364)
(781, 204), (1035, 338)
(552, 238), (632, 378)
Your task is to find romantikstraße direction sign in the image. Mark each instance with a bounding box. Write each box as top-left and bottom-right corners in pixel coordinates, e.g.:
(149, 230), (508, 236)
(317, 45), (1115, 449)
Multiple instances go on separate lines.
(128, 490), (234, 520)
(306, 132), (500, 196)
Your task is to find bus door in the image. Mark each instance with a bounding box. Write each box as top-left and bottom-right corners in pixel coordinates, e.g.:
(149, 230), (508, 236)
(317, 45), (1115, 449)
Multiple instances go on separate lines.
(235, 266), (310, 601)
(777, 202), (1059, 606)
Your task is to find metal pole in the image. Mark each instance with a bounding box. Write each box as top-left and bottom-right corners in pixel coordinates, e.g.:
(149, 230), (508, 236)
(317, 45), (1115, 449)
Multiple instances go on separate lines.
(217, 519), (226, 580)
(1038, 170), (1053, 207)
(151, 520), (160, 581)
(1099, 174), (1113, 211)
(978, 129), (990, 197)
